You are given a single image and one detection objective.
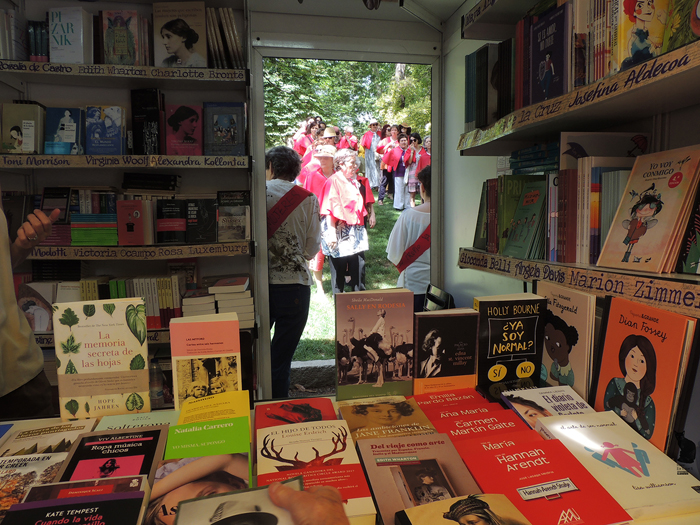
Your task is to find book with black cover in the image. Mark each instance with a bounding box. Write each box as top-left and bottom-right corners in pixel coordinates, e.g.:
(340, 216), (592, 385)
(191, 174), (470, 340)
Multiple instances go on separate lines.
(186, 198), (217, 243)
(156, 200), (187, 244)
(131, 88), (162, 155)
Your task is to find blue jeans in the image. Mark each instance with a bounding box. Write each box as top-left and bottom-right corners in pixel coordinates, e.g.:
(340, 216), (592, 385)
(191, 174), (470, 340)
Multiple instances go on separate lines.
(269, 284), (311, 398)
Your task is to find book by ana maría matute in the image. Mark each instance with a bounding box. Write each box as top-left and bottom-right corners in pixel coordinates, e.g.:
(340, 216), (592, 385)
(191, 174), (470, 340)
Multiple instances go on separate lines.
(55, 426), (168, 487)
(0, 420), (96, 456)
(355, 433), (480, 525)
(662, 0), (700, 53)
(174, 478), (301, 525)
(413, 308), (479, 395)
(52, 298), (150, 420)
(461, 437), (632, 525)
(536, 281), (596, 400)
(592, 296), (696, 452)
(472, 293), (547, 402)
(152, 2), (207, 68)
(536, 411), (700, 520)
(335, 288), (414, 401)
(1, 491), (147, 525)
(0, 453), (68, 520)
(597, 144), (700, 273)
(257, 420), (375, 525)
(395, 494), (533, 525)
(337, 398), (436, 442)
(169, 313), (241, 410)
(501, 385), (595, 429)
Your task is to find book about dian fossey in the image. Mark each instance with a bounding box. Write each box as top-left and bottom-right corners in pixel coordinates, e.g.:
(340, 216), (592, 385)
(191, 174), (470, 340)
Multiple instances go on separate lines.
(52, 298), (151, 420)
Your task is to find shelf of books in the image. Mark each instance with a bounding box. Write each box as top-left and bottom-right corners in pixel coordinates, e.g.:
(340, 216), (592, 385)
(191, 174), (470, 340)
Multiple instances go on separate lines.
(458, 247), (700, 318)
(0, 60), (246, 89)
(27, 241), (250, 261)
(458, 30), (700, 156)
(0, 155), (250, 169)
(461, 0), (528, 39)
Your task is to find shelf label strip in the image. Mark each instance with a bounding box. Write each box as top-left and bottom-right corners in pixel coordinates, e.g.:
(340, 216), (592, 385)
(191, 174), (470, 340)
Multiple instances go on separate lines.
(29, 243), (249, 261)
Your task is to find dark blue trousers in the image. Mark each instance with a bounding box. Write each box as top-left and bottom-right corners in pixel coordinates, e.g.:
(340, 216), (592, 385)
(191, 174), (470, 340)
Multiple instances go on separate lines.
(269, 283), (311, 398)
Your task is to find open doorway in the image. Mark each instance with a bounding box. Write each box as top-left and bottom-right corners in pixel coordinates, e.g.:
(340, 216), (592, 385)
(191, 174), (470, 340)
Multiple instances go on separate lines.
(263, 57), (432, 395)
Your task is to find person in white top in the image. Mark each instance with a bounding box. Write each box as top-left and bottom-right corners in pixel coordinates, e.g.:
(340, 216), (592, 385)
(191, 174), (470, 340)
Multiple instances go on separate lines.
(386, 166), (431, 312)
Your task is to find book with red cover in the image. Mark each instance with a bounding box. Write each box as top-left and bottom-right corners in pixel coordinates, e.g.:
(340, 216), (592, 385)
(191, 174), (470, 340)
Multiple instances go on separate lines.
(255, 397), (337, 431)
(430, 408), (529, 443)
(423, 402), (505, 429)
(411, 388), (493, 415)
(208, 275), (250, 294)
(452, 428), (544, 464)
(116, 200), (146, 246)
(463, 439), (632, 525)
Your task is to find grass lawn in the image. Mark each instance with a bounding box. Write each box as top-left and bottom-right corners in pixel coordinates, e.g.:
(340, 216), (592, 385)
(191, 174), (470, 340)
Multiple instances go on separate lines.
(293, 193), (406, 361)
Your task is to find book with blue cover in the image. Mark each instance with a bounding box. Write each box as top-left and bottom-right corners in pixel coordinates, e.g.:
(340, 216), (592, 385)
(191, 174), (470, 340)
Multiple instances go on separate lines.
(203, 102), (246, 156)
(45, 107), (84, 154)
(85, 106), (126, 155)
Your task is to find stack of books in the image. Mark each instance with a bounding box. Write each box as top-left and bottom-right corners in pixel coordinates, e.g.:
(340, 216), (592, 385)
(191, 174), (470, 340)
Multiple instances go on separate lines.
(182, 288), (217, 317)
(208, 276), (253, 328)
(70, 214), (118, 246)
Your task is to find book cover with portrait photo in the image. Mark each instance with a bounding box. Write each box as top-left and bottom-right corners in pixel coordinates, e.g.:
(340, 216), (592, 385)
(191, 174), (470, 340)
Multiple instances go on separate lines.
(153, 2), (207, 68)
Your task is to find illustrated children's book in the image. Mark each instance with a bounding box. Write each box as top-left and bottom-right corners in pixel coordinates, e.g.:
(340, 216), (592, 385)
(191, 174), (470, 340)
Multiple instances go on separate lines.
(174, 478), (301, 525)
(612, 0), (670, 73)
(169, 313), (241, 410)
(501, 385), (595, 429)
(592, 296), (697, 452)
(257, 420), (376, 525)
(52, 297), (151, 420)
(356, 434), (480, 525)
(0, 420), (96, 456)
(334, 288), (414, 401)
(337, 397), (436, 442)
(536, 411), (700, 520)
(662, 0), (700, 53)
(413, 308), (479, 395)
(536, 281), (596, 400)
(462, 438), (632, 525)
(56, 426), (168, 486)
(153, 2), (207, 68)
(597, 144), (700, 273)
(501, 180), (548, 259)
(676, 182), (700, 274)
(395, 493), (533, 525)
(0, 452), (68, 520)
(472, 293), (547, 402)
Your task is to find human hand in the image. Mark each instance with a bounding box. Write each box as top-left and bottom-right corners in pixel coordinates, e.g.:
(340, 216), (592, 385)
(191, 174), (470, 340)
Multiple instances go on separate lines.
(268, 482), (350, 525)
(369, 212), (376, 229)
(15, 208), (61, 250)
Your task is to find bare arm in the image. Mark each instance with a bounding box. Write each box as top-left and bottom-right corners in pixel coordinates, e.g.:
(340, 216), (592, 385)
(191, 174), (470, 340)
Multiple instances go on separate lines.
(10, 208), (61, 269)
(269, 482), (350, 525)
(151, 454), (248, 499)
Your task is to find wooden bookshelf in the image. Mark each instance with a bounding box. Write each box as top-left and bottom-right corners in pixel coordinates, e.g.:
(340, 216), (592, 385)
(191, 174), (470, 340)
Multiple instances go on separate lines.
(458, 39), (700, 156)
(458, 247), (700, 318)
(0, 60), (247, 90)
(27, 242), (250, 261)
(0, 155), (250, 169)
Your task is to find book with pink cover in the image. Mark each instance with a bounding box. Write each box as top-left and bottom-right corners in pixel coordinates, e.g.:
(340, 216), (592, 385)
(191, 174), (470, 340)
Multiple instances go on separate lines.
(597, 145), (700, 273)
(169, 313), (241, 410)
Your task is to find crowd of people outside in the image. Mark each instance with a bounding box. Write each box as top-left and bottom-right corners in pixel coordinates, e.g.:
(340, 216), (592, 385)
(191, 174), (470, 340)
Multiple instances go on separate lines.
(264, 114), (433, 398)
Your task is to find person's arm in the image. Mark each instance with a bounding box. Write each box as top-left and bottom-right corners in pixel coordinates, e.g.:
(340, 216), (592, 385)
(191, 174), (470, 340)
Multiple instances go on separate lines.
(268, 482), (350, 525)
(151, 454), (249, 499)
(323, 214), (338, 251)
(10, 208), (61, 269)
(304, 197), (322, 260)
(366, 203), (376, 229)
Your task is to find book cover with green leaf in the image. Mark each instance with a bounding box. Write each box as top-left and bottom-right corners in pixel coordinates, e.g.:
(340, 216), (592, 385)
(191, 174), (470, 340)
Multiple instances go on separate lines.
(52, 298), (150, 420)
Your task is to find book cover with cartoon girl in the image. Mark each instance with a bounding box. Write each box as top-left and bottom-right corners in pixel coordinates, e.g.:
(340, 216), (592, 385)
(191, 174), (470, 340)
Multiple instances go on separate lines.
(597, 145), (700, 273)
(593, 296), (696, 452)
(536, 281), (596, 401)
(614, 0), (670, 73)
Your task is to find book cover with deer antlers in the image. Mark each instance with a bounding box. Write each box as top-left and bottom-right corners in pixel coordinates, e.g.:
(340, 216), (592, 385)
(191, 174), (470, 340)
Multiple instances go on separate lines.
(335, 288), (414, 401)
(256, 420), (376, 525)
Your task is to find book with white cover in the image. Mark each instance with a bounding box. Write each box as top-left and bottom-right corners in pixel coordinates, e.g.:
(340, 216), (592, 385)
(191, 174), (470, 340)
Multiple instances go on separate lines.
(535, 411), (700, 520)
(501, 385), (595, 429)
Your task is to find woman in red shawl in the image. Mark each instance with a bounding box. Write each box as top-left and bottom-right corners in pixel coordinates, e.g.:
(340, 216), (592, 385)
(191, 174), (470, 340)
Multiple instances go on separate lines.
(375, 124), (399, 205)
(319, 148), (369, 295)
(293, 120), (319, 157)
